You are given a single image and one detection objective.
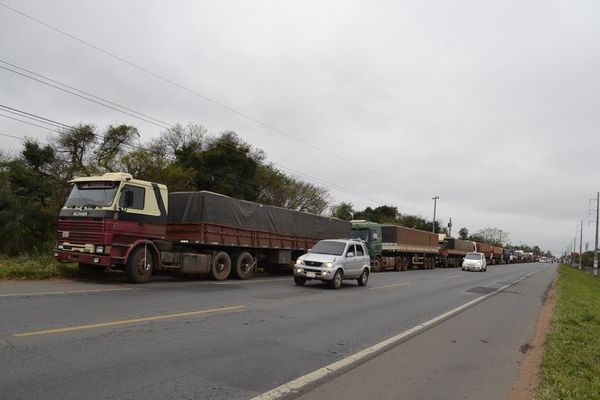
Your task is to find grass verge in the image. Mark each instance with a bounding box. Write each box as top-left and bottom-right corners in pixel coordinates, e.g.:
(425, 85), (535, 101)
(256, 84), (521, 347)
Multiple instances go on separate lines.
(0, 254), (79, 280)
(537, 265), (600, 399)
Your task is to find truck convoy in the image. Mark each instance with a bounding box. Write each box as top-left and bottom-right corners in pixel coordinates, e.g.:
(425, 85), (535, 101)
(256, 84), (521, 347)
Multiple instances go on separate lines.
(351, 220), (522, 271)
(54, 173), (350, 283)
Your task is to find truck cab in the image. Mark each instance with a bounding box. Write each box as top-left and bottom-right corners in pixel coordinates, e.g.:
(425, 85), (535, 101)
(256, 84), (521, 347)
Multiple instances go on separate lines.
(351, 220), (383, 271)
(54, 172), (168, 281)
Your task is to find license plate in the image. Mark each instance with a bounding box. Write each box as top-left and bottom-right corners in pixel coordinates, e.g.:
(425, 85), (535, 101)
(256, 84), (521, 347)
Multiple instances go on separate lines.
(306, 271), (316, 278)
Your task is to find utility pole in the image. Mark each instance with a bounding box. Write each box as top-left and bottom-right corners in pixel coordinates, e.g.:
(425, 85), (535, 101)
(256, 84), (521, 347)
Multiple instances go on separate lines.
(594, 192), (599, 275)
(447, 218), (452, 237)
(579, 220), (583, 269)
(432, 196), (439, 234)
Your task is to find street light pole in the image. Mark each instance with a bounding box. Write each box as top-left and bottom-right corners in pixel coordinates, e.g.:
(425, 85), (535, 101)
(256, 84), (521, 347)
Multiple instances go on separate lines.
(432, 196), (439, 234)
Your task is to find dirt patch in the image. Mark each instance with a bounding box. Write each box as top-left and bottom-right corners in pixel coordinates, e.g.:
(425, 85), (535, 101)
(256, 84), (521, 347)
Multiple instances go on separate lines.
(507, 276), (557, 400)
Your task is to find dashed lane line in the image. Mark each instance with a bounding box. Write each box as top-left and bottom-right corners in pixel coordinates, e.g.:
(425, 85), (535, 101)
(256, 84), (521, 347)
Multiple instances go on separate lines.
(0, 288), (132, 298)
(13, 305), (246, 337)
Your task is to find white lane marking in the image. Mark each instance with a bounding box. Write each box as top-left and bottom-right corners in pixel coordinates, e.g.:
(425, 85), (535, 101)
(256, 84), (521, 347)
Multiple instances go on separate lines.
(0, 288), (132, 298)
(250, 266), (548, 400)
(370, 282), (411, 290)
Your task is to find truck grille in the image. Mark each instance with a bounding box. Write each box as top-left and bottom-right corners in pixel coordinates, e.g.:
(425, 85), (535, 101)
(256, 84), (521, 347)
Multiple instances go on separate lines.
(58, 218), (105, 244)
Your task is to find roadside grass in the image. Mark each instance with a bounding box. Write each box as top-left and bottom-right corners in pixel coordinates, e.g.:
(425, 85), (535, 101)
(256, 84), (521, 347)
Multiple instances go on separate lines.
(0, 254), (79, 279)
(537, 265), (600, 399)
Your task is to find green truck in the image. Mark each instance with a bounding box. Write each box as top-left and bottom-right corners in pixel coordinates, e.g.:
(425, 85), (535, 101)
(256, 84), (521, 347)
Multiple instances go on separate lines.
(351, 220), (440, 271)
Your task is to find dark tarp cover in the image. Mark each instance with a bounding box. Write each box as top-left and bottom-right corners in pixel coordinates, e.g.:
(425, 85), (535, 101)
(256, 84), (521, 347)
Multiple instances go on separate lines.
(168, 191), (350, 239)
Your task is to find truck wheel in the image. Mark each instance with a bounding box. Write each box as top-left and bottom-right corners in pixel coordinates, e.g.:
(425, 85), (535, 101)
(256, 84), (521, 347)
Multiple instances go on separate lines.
(329, 270), (343, 289)
(357, 269), (369, 286)
(372, 257), (383, 273)
(232, 251), (255, 280)
(126, 247), (154, 283)
(394, 257), (402, 271)
(294, 276), (306, 286)
(210, 251), (231, 280)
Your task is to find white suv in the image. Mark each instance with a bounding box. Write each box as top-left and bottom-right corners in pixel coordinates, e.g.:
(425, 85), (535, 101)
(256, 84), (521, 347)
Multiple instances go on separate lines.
(294, 239), (371, 289)
(462, 252), (487, 272)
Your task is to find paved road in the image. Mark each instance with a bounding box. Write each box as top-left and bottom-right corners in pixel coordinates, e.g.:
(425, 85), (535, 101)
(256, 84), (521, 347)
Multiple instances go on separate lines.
(0, 262), (557, 400)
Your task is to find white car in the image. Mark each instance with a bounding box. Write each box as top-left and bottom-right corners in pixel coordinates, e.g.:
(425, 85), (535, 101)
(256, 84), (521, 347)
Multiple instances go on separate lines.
(462, 252), (487, 272)
(293, 239), (371, 289)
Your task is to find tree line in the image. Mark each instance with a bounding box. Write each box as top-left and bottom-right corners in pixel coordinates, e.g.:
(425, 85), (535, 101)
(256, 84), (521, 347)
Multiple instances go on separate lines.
(0, 122), (545, 256)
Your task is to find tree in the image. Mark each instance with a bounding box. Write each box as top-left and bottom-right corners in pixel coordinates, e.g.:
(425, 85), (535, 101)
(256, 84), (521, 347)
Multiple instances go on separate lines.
(458, 227), (469, 240)
(95, 124), (139, 171)
(354, 205), (398, 223)
(471, 227), (509, 246)
(256, 164), (329, 214)
(331, 202), (354, 221)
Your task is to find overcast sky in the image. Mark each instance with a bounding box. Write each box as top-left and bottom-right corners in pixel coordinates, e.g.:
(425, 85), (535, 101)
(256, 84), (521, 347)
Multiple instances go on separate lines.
(1, 0), (599, 256)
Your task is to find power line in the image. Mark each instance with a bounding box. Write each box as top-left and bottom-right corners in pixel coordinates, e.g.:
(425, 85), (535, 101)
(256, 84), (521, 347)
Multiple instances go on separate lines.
(0, 59), (174, 129)
(0, 104), (71, 129)
(0, 63), (172, 130)
(0, 1), (433, 197)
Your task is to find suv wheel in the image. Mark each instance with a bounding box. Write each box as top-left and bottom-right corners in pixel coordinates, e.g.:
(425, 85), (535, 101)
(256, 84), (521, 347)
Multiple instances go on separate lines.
(329, 270), (343, 289)
(357, 269), (369, 286)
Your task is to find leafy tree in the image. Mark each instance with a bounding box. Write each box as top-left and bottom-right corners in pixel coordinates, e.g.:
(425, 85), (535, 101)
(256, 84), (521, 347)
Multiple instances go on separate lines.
(95, 124), (139, 171)
(331, 202), (355, 221)
(471, 227), (509, 246)
(256, 164), (329, 214)
(120, 150), (196, 192)
(458, 227), (469, 240)
(354, 205), (399, 223)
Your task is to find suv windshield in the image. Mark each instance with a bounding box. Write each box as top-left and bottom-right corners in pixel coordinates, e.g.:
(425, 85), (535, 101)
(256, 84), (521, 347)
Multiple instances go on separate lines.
(310, 241), (347, 256)
(64, 181), (119, 208)
(465, 253), (482, 260)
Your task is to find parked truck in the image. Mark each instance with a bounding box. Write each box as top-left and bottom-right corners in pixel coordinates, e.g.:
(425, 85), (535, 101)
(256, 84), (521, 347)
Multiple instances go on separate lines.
(350, 220), (439, 271)
(350, 220), (383, 271)
(438, 237), (476, 267)
(54, 172), (351, 283)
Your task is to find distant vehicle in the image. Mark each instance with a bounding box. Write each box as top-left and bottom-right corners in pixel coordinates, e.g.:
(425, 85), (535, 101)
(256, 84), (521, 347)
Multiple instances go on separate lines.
(294, 239), (370, 289)
(462, 252), (487, 272)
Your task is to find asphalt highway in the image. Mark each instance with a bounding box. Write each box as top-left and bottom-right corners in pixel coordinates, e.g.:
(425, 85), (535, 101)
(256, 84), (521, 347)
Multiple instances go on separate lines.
(0, 262), (557, 400)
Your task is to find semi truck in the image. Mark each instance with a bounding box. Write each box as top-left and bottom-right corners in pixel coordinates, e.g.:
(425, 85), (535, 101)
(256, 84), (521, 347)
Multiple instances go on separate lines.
(351, 221), (439, 271)
(438, 237), (476, 267)
(54, 172), (351, 283)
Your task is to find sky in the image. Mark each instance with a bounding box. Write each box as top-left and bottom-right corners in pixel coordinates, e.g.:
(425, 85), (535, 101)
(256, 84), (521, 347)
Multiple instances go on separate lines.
(1, 0), (599, 256)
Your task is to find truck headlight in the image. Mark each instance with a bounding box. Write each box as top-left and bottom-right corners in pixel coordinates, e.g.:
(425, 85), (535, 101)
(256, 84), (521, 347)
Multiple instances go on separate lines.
(58, 244), (64, 250)
(95, 245), (104, 254)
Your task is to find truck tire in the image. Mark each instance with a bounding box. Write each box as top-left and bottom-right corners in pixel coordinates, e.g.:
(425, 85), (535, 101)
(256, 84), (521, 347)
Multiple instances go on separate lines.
(210, 251), (231, 280)
(401, 257), (408, 271)
(357, 269), (369, 286)
(372, 256), (383, 273)
(126, 246), (154, 283)
(232, 251), (255, 280)
(329, 270), (343, 289)
(394, 257), (402, 271)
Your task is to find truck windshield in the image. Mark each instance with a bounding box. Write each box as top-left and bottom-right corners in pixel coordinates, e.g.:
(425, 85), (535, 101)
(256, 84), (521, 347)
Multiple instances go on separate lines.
(351, 229), (369, 242)
(310, 241), (346, 256)
(64, 181), (119, 208)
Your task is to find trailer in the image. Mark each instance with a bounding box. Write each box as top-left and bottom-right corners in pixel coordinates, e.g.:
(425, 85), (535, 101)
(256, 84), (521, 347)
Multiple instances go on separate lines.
(54, 173), (350, 283)
(439, 237), (476, 267)
(379, 225), (440, 270)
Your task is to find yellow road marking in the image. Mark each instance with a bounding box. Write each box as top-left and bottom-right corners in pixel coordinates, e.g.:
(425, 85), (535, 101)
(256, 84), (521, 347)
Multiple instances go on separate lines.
(14, 305), (246, 337)
(0, 288), (132, 298)
(370, 282), (411, 290)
